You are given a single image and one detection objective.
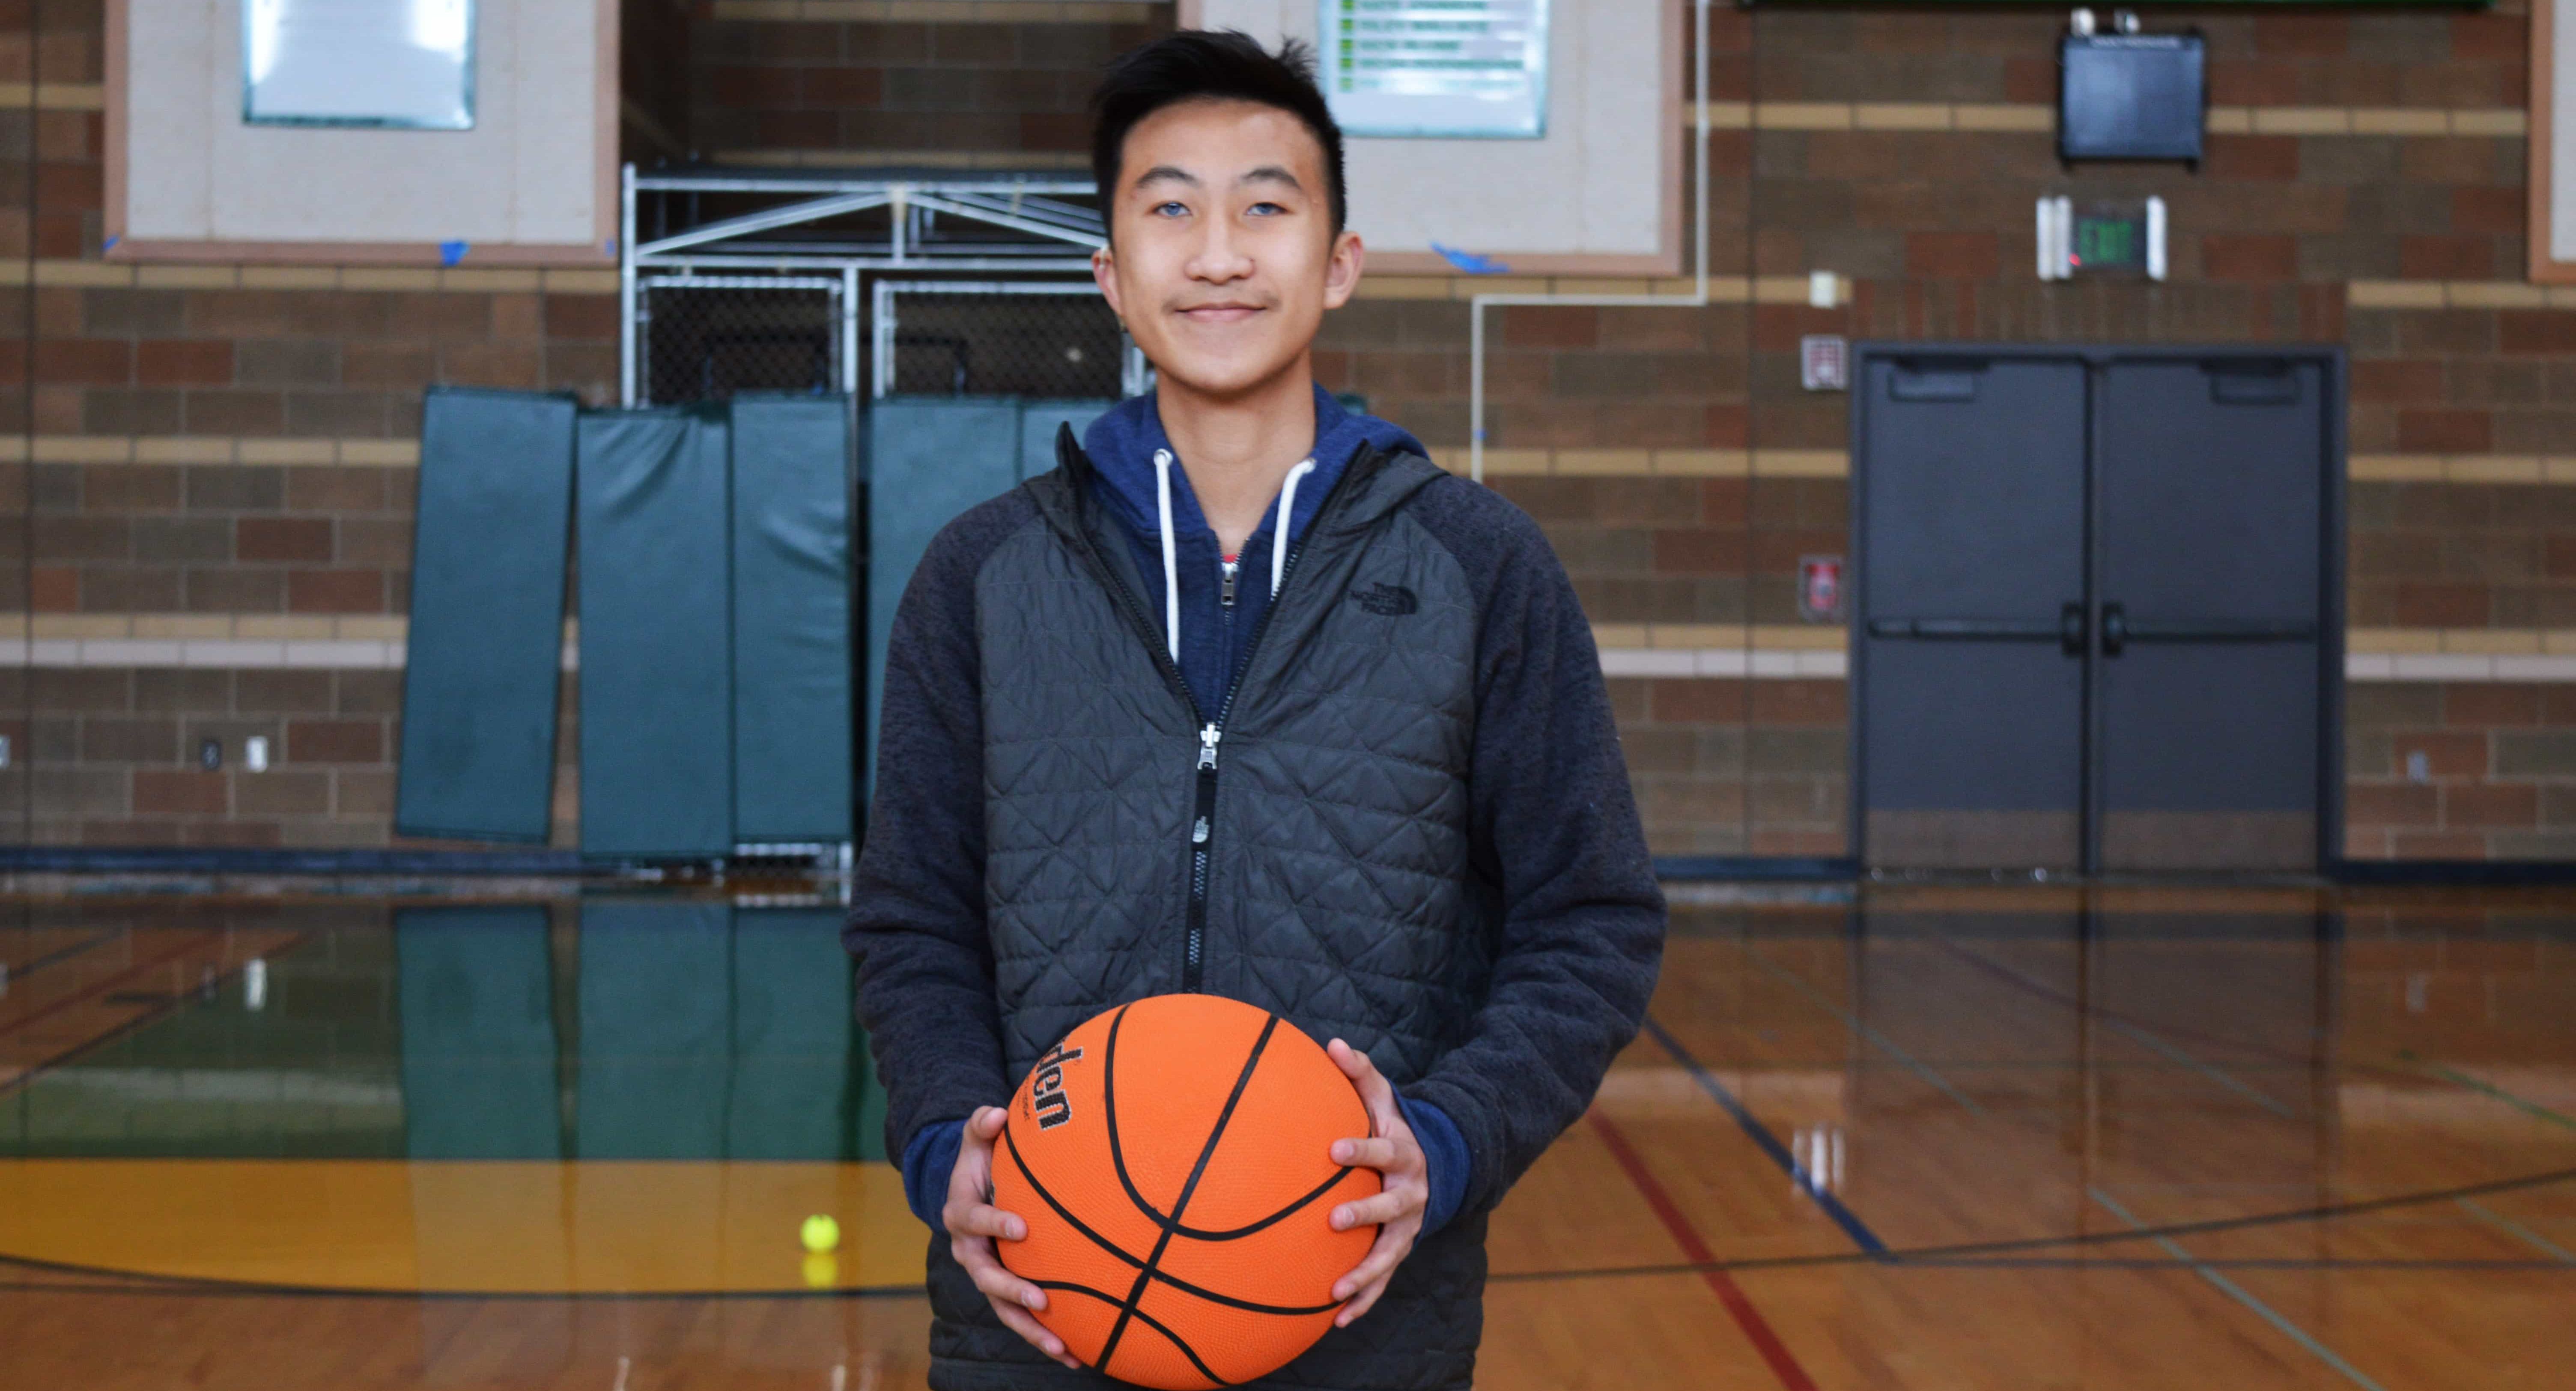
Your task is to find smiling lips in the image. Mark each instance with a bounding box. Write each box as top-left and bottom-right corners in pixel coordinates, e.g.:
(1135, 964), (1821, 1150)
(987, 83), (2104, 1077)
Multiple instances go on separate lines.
(1177, 302), (1266, 322)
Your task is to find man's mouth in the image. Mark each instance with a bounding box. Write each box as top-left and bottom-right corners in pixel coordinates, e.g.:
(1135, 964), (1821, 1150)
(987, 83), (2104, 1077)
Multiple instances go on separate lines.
(1176, 303), (1265, 323)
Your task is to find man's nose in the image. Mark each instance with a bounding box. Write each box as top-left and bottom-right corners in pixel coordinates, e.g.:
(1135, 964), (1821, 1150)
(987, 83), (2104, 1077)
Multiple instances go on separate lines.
(1187, 218), (1255, 282)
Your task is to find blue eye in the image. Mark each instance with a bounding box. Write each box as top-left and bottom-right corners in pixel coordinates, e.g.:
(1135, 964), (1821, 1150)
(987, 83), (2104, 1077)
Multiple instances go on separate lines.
(1248, 202), (1285, 216)
(1153, 201), (1188, 217)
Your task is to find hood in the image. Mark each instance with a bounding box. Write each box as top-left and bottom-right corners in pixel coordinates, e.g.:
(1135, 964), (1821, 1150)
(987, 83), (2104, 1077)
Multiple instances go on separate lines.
(1080, 383), (1426, 557)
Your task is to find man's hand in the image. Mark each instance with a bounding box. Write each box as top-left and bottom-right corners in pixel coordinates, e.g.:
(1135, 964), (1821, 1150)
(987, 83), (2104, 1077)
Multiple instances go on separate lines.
(1323, 1039), (1429, 1327)
(943, 1106), (1082, 1368)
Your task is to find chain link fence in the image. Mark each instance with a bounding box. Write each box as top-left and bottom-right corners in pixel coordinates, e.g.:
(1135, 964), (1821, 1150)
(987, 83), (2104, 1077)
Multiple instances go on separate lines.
(871, 281), (1147, 399)
(635, 275), (852, 406)
(635, 276), (1145, 406)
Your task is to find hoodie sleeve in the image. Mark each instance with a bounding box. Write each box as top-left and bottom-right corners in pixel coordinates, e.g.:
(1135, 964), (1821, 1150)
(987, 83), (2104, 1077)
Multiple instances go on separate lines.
(845, 492), (1036, 1185)
(1398, 475), (1669, 1218)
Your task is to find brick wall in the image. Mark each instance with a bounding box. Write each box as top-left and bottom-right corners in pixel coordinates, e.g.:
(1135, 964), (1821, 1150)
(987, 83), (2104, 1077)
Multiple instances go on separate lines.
(4, 0), (2573, 863)
(688, 6), (1173, 162)
(2346, 684), (2576, 860)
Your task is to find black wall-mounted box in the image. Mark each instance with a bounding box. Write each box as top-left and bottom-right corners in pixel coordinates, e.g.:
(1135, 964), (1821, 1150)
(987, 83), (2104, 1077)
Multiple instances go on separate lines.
(2059, 32), (2207, 164)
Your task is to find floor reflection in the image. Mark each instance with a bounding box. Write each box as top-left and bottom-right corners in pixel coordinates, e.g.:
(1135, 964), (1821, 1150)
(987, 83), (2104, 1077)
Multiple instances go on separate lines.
(0, 899), (883, 1163)
(4, 884), (2573, 1388)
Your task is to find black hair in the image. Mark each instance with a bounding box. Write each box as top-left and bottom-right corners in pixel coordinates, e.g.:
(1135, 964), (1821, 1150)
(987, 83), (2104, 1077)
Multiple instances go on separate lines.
(1089, 30), (1347, 240)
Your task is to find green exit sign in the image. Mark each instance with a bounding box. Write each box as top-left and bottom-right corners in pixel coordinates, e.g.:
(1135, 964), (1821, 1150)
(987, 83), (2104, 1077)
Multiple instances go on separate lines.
(2072, 210), (2145, 270)
(2037, 195), (2167, 281)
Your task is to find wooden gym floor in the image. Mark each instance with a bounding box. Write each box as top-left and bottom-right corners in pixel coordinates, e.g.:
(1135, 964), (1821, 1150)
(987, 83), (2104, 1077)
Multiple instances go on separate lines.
(1, 886), (2569, 1389)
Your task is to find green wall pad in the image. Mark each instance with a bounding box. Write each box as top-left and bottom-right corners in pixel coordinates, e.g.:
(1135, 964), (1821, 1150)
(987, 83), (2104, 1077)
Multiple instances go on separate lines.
(577, 409), (736, 858)
(730, 397), (855, 842)
(865, 397), (1111, 798)
(395, 388), (578, 842)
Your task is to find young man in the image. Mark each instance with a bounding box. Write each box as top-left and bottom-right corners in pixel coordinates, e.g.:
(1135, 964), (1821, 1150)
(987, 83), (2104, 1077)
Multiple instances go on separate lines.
(848, 31), (1665, 1391)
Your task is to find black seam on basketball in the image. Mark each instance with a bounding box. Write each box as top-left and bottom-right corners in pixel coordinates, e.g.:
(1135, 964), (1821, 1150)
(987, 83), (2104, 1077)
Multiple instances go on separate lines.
(1173, 1162), (1364, 1241)
(1101, 1001), (1167, 1227)
(999, 1122), (1145, 1271)
(1003, 1103), (1350, 1316)
(1102, 1005), (1364, 1240)
(1030, 1282), (1234, 1387)
(1097, 1013), (1281, 1375)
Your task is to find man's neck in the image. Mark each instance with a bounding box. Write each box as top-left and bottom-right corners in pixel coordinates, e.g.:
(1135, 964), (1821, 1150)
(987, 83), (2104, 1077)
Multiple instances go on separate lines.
(1156, 357), (1318, 557)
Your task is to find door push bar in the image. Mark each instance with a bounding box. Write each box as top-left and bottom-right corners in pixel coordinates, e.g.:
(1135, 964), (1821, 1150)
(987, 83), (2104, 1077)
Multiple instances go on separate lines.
(2097, 604), (2319, 656)
(1869, 604), (2317, 657)
(1867, 603), (2091, 655)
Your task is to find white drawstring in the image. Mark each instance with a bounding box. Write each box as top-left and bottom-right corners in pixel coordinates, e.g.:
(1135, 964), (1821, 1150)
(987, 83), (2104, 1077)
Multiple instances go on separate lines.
(1271, 458), (1315, 598)
(1152, 449), (1180, 665)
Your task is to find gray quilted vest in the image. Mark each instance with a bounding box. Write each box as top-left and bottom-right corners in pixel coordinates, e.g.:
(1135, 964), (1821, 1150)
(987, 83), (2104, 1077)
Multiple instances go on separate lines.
(926, 433), (1493, 1391)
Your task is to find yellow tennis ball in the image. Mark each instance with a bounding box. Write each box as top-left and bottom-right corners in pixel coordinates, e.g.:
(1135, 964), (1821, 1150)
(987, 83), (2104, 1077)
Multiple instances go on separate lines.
(800, 1213), (840, 1254)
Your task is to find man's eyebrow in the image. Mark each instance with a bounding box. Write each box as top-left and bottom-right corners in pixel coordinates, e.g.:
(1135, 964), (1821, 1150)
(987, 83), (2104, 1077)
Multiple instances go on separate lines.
(1131, 165), (1200, 189)
(1240, 165), (1303, 190)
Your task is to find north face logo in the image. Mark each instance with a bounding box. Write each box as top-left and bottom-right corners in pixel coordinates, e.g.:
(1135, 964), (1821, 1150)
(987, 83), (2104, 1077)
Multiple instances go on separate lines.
(1351, 582), (1418, 616)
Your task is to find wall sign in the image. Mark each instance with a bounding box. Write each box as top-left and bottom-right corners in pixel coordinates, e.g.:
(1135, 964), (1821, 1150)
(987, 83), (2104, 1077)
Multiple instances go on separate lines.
(1319, 0), (1549, 138)
(1800, 335), (1849, 392)
(1799, 556), (1844, 623)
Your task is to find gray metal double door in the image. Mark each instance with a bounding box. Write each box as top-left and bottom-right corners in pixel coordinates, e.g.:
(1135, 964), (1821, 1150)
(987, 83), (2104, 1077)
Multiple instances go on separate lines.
(1853, 346), (2343, 874)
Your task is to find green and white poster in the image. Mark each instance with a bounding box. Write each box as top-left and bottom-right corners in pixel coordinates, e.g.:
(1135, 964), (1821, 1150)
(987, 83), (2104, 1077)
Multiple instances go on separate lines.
(1320, 0), (1549, 139)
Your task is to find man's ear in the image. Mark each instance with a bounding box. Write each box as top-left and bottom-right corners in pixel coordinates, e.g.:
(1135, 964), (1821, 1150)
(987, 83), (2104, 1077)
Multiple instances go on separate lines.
(1322, 231), (1365, 311)
(1093, 245), (1124, 327)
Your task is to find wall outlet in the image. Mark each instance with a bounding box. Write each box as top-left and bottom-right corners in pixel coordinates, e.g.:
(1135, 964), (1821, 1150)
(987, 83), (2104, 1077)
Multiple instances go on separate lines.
(244, 735), (270, 772)
(198, 738), (222, 771)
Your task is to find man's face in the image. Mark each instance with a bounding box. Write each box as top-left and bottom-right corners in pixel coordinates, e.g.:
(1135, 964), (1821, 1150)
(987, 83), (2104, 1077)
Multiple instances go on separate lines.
(1094, 98), (1362, 399)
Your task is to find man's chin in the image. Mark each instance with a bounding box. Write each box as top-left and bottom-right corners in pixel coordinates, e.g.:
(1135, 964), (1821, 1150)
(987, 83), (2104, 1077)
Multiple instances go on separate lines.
(1147, 354), (1306, 402)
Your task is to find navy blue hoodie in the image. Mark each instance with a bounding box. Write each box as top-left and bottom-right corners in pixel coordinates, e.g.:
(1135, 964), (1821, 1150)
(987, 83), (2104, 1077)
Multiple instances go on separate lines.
(1081, 383), (1428, 716)
(899, 383), (1472, 1237)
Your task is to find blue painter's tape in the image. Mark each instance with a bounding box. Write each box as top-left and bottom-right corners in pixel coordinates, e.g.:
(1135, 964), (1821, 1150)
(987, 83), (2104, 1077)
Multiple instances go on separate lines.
(441, 240), (469, 266)
(1642, 1015), (1890, 1255)
(102, 234), (120, 252)
(1431, 242), (1510, 275)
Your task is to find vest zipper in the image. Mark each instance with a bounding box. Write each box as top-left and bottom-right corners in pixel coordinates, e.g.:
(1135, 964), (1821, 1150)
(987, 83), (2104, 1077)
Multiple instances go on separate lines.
(1049, 443), (1377, 995)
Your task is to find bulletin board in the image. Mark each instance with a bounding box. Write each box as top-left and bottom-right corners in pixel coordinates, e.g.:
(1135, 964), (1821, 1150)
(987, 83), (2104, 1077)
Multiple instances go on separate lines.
(2538, 0), (2576, 282)
(106, 0), (619, 266)
(1176, 0), (1681, 276)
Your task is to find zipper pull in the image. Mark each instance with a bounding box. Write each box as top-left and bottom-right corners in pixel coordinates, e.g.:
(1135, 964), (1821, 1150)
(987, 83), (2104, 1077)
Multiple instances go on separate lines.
(1197, 723), (1221, 770)
(1192, 815), (1209, 845)
(1220, 558), (1238, 607)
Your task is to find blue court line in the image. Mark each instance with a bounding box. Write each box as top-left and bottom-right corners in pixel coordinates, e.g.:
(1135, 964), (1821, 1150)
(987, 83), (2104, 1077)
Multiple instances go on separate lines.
(1640, 1014), (1890, 1255)
(2457, 1198), (2576, 1264)
(1739, 944), (1985, 1116)
(2089, 1187), (2390, 1391)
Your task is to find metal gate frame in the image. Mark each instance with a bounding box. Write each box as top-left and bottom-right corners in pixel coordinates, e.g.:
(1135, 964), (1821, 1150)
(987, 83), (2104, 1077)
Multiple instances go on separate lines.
(1846, 342), (2347, 878)
(620, 164), (1106, 407)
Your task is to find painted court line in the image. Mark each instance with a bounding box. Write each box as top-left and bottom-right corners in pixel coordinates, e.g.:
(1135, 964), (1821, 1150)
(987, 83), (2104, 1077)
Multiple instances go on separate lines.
(2456, 1198), (2576, 1264)
(1640, 1015), (1890, 1255)
(2399, 1051), (2576, 1132)
(1927, 937), (2296, 1119)
(1739, 943), (1985, 1115)
(2089, 1188), (2389, 1391)
(1586, 1110), (1821, 1391)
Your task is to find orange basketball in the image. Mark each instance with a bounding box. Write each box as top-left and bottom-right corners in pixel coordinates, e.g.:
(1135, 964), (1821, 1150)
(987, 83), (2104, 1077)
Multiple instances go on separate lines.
(991, 994), (1380, 1390)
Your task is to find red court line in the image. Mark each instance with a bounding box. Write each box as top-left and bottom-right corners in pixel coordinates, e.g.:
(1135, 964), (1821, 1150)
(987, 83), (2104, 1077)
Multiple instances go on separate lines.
(0, 932), (221, 1041)
(1586, 1109), (1821, 1391)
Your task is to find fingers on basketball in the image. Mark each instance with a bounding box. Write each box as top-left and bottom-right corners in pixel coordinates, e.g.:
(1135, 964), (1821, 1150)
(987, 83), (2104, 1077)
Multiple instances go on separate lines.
(990, 995), (1381, 1390)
